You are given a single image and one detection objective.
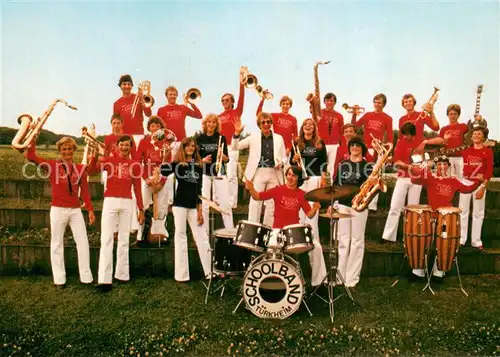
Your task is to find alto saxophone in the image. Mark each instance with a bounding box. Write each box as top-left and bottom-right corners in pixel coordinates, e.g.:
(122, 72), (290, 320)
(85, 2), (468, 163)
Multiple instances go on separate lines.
(306, 61), (330, 122)
(351, 135), (393, 212)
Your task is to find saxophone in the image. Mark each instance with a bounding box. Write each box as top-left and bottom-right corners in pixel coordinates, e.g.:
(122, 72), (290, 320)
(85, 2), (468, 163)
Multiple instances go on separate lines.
(351, 135), (393, 212)
(306, 61), (330, 122)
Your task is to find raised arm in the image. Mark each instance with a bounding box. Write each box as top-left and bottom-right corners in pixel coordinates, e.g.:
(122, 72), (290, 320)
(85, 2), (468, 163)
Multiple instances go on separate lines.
(184, 103), (202, 119)
(256, 97), (265, 116)
(25, 142), (48, 166)
(235, 79), (245, 117)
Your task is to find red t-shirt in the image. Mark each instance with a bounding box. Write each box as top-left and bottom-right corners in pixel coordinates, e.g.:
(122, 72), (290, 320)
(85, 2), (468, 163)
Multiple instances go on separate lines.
(462, 146), (494, 180)
(439, 123), (468, 151)
(259, 185), (311, 228)
(136, 135), (170, 180)
(354, 111), (393, 149)
(411, 169), (479, 209)
(156, 103), (202, 141)
(26, 145), (93, 211)
(113, 94), (152, 135)
(219, 83), (245, 145)
(88, 155), (144, 210)
(104, 134), (136, 158)
(393, 137), (420, 178)
(317, 109), (344, 145)
(399, 111), (439, 143)
(256, 100), (298, 150)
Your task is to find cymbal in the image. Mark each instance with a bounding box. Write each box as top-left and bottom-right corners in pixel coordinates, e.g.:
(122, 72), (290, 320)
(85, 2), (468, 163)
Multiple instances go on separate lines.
(305, 185), (359, 203)
(198, 195), (229, 215)
(319, 211), (352, 219)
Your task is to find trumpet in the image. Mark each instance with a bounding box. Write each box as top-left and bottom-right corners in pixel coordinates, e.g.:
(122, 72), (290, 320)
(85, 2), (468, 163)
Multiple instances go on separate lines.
(256, 85), (274, 100)
(12, 99), (78, 153)
(185, 88), (202, 103)
(342, 103), (365, 114)
(151, 128), (177, 163)
(81, 124), (105, 163)
(131, 80), (155, 118)
(241, 67), (258, 89)
(291, 140), (308, 178)
(215, 135), (225, 177)
(417, 86), (439, 120)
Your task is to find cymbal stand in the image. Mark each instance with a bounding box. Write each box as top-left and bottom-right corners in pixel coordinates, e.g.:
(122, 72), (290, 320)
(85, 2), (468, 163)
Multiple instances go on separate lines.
(422, 219), (437, 295)
(309, 199), (356, 323)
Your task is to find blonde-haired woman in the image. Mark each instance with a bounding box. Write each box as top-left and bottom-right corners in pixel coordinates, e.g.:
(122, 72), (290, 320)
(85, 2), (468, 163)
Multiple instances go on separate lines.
(160, 137), (211, 282)
(25, 137), (94, 288)
(196, 113), (233, 234)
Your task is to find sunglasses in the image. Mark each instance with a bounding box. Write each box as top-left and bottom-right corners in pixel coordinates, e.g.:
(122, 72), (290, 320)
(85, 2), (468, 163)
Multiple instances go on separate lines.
(261, 120), (272, 125)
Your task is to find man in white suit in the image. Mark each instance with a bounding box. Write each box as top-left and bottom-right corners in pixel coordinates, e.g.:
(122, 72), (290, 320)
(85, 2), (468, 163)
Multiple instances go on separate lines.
(232, 112), (287, 227)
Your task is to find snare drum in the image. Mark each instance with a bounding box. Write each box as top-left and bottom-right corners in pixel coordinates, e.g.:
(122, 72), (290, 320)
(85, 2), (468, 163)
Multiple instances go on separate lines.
(234, 220), (272, 252)
(403, 204), (434, 269)
(213, 228), (252, 275)
(241, 255), (304, 319)
(435, 207), (461, 272)
(281, 224), (314, 254)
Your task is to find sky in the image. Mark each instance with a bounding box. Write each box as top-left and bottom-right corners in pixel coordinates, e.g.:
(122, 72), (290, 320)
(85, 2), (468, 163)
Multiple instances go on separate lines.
(2, 0), (499, 140)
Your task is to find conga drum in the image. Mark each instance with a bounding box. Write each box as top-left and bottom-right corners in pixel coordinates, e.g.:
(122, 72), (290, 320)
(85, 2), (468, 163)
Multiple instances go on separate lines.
(435, 207), (461, 272)
(403, 205), (434, 269)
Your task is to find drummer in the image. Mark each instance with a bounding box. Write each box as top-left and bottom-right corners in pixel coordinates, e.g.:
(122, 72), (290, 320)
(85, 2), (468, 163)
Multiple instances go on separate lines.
(245, 166), (327, 288)
(410, 155), (481, 281)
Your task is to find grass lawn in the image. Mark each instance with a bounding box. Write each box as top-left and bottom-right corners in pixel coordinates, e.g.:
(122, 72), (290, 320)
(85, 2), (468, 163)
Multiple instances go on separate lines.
(1, 275), (499, 356)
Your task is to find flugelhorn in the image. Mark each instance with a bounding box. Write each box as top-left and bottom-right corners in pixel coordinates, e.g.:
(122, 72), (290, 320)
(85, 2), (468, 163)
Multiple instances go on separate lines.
(417, 86), (439, 121)
(12, 99), (78, 153)
(342, 103), (365, 114)
(81, 124), (105, 163)
(185, 88), (202, 103)
(131, 80), (155, 118)
(256, 85), (274, 100)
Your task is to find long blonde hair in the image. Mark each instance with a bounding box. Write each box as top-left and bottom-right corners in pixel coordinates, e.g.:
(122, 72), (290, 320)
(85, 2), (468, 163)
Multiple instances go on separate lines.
(296, 118), (324, 151)
(174, 137), (201, 164)
(201, 113), (221, 134)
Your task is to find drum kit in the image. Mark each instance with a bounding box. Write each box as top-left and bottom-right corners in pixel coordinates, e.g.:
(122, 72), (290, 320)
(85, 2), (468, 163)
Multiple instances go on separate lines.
(393, 204), (467, 296)
(200, 184), (360, 322)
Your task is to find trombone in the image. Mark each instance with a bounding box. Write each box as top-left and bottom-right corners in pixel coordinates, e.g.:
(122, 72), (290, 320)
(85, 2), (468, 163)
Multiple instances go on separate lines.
(291, 140), (308, 178)
(131, 80), (155, 118)
(342, 103), (365, 114)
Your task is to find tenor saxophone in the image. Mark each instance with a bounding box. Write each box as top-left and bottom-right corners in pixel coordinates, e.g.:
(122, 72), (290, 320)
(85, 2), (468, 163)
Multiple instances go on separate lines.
(306, 61), (330, 122)
(351, 135), (393, 212)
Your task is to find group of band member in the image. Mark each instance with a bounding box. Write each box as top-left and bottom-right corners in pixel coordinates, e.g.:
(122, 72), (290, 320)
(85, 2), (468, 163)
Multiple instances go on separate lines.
(24, 67), (494, 292)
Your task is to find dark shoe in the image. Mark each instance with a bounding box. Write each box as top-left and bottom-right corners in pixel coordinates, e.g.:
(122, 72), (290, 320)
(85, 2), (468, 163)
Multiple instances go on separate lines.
(80, 281), (94, 287)
(379, 238), (391, 245)
(473, 245), (484, 252)
(54, 283), (66, 290)
(408, 273), (426, 283)
(95, 284), (113, 293)
(432, 275), (444, 284)
(132, 239), (148, 248)
(115, 279), (129, 285)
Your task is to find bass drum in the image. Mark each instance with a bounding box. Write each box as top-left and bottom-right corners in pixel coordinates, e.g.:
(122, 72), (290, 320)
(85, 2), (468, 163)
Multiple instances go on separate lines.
(241, 255), (304, 320)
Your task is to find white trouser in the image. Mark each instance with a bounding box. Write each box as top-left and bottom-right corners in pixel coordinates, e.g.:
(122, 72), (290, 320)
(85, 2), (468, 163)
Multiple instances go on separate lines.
(227, 147), (240, 208)
(382, 178), (423, 242)
(201, 174), (234, 235)
(103, 170), (139, 234)
(172, 206), (212, 282)
(166, 142), (181, 205)
(326, 144), (340, 180)
(298, 176), (327, 286)
(449, 156), (464, 179)
(459, 186), (486, 247)
(49, 206), (93, 285)
(98, 197), (134, 284)
(337, 204), (368, 287)
(137, 179), (169, 239)
(249, 167), (280, 227)
(367, 148), (378, 210)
